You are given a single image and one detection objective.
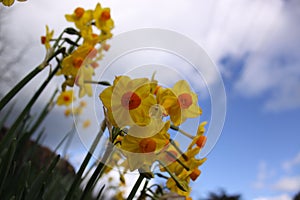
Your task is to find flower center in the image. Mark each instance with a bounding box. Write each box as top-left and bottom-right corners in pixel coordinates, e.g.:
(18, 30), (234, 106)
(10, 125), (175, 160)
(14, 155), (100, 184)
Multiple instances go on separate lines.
(196, 135), (207, 148)
(100, 10), (111, 21)
(73, 57), (83, 68)
(121, 92), (141, 110)
(74, 7), (85, 18)
(41, 36), (46, 44)
(63, 95), (71, 102)
(178, 93), (193, 109)
(139, 138), (156, 153)
(189, 168), (201, 181)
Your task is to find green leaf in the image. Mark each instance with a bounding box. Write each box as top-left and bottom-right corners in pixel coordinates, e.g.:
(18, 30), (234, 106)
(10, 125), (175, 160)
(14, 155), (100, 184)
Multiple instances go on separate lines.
(26, 155), (60, 200)
(0, 139), (17, 195)
(64, 38), (79, 47)
(64, 27), (80, 35)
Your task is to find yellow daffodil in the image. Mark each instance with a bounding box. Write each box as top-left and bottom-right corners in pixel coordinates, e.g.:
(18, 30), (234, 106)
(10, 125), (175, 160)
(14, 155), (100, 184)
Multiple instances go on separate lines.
(183, 147), (206, 175)
(64, 108), (72, 117)
(188, 121), (207, 149)
(56, 90), (74, 106)
(83, 32), (101, 46)
(189, 168), (201, 181)
(65, 7), (93, 33)
(99, 76), (156, 127)
(93, 3), (114, 38)
(82, 120), (91, 128)
(79, 100), (87, 108)
(161, 146), (206, 178)
(59, 45), (91, 77)
(41, 25), (54, 50)
(157, 80), (202, 126)
(120, 121), (170, 171)
(114, 191), (125, 200)
(166, 171), (191, 197)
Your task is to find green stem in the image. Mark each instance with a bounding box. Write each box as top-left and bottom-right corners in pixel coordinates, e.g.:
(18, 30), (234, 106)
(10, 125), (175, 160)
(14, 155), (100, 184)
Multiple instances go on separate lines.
(53, 123), (75, 154)
(0, 48), (64, 111)
(62, 123), (76, 157)
(169, 139), (188, 161)
(0, 139), (16, 195)
(157, 160), (188, 192)
(84, 80), (111, 86)
(165, 151), (190, 171)
(127, 173), (145, 200)
(80, 143), (113, 200)
(0, 64), (60, 150)
(0, 27), (66, 111)
(138, 179), (149, 199)
(170, 124), (194, 139)
(27, 89), (58, 134)
(0, 66), (43, 111)
(64, 120), (106, 200)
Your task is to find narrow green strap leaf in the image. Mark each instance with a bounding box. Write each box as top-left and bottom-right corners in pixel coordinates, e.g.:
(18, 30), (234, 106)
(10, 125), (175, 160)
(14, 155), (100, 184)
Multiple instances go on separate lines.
(0, 66), (43, 111)
(64, 120), (106, 200)
(80, 144), (113, 200)
(0, 64), (60, 150)
(127, 173), (145, 200)
(0, 139), (17, 195)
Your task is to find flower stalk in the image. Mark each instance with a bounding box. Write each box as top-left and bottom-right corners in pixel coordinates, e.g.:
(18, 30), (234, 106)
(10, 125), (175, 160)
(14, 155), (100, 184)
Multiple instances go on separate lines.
(64, 120), (106, 200)
(0, 47), (65, 112)
(170, 124), (194, 139)
(127, 173), (145, 200)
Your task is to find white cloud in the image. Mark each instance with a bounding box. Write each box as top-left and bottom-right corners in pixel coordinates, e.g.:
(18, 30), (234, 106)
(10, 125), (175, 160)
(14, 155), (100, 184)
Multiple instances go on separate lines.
(282, 152), (300, 172)
(254, 193), (291, 200)
(82, 167), (143, 199)
(6, 0), (300, 112)
(253, 161), (276, 189)
(233, 0), (300, 111)
(272, 176), (300, 192)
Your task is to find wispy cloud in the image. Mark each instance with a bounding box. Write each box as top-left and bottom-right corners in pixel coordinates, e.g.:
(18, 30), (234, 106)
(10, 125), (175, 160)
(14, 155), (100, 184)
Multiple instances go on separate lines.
(233, 0), (300, 111)
(253, 161), (276, 189)
(6, 0), (300, 112)
(253, 156), (300, 195)
(253, 193), (291, 200)
(272, 176), (300, 192)
(282, 152), (300, 172)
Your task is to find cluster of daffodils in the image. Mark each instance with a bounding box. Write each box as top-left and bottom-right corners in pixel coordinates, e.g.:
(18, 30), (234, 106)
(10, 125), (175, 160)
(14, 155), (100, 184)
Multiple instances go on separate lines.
(1, 1), (210, 199)
(100, 75), (207, 198)
(40, 3), (114, 115)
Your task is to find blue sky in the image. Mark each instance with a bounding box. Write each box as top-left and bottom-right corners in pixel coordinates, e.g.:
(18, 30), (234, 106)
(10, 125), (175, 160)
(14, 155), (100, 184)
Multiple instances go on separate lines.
(1, 0), (300, 199)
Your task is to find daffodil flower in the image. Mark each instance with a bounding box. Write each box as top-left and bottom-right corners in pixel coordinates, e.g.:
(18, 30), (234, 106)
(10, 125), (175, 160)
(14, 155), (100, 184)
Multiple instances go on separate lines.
(166, 171), (191, 197)
(188, 121), (207, 149)
(157, 80), (202, 126)
(56, 90), (74, 106)
(100, 76), (156, 127)
(82, 120), (91, 128)
(41, 25), (54, 50)
(59, 45), (91, 77)
(93, 3), (114, 37)
(65, 7), (93, 34)
(161, 145), (206, 180)
(120, 121), (170, 171)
